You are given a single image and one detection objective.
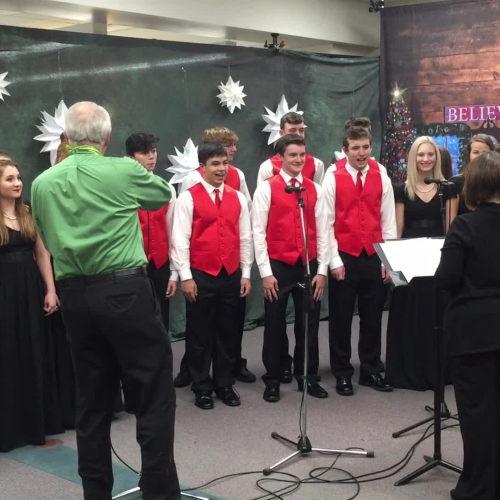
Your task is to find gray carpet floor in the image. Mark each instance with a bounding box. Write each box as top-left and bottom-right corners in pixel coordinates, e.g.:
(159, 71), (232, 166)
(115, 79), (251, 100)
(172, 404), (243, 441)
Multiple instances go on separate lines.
(1, 313), (463, 500)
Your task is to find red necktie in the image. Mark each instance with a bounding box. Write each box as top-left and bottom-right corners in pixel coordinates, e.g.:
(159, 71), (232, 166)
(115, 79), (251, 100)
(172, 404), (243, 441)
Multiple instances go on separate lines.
(291, 178), (297, 187)
(356, 171), (363, 193)
(214, 189), (221, 210)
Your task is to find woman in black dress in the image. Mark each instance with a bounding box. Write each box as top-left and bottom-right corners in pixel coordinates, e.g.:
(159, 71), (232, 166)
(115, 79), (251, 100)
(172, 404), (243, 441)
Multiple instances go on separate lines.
(395, 136), (445, 238)
(449, 134), (494, 220)
(386, 137), (449, 390)
(436, 152), (500, 500)
(0, 159), (64, 452)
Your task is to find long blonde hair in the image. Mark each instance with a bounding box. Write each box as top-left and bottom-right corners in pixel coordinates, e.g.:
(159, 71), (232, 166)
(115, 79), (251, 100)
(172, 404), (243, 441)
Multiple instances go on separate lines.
(406, 136), (443, 200)
(0, 160), (37, 246)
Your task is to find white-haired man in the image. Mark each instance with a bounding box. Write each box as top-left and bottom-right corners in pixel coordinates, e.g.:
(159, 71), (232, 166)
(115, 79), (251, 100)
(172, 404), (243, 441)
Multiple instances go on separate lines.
(31, 102), (180, 500)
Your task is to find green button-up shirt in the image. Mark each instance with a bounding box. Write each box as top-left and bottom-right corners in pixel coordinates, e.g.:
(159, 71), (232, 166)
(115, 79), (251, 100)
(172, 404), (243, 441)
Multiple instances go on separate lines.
(31, 152), (171, 280)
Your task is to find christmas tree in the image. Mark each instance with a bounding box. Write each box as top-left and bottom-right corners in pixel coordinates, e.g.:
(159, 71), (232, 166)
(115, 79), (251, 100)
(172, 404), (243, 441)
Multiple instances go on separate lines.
(380, 86), (415, 185)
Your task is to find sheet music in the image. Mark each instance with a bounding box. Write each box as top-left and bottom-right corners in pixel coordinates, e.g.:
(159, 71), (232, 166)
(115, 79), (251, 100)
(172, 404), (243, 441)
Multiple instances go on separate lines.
(375, 238), (445, 283)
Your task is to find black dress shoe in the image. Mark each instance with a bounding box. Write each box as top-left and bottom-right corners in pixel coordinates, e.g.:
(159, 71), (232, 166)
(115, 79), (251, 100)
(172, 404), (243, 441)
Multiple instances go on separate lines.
(234, 363), (257, 383)
(297, 380), (329, 399)
(358, 373), (393, 392)
(263, 386), (280, 402)
(336, 376), (354, 396)
(195, 391), (214, 410)
(280, 370), (293, 384)
(216, 386), (241, 407)
(174, 370), (192, 388)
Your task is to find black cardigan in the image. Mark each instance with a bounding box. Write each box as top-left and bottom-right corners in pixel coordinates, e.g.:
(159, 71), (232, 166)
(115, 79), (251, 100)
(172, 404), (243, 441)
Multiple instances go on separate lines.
(435, 203), (500, 357)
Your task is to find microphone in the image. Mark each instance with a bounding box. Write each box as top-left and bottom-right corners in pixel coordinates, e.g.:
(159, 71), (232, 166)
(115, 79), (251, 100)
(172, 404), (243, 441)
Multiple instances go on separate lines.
(285, 185), (306, 194)
(424, 177), (450, 185)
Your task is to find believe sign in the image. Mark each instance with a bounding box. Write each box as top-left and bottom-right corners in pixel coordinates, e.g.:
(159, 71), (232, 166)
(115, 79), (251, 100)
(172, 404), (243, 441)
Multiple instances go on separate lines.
(445, 105), (500, 123)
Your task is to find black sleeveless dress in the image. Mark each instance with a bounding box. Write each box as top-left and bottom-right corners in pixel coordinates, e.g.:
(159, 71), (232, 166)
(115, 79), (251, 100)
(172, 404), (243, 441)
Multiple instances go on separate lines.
(0, 228), (66, 452)
(386, 185), (451, 390)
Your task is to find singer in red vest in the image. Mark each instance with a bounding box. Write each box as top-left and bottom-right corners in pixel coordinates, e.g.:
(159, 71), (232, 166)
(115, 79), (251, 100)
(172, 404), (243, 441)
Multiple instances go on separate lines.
(252, 134), (329, 403)
(256, 112), (324, 385)
(126, 132), (178, 331)
(179, 127), (252, 205)
(174, 126), (256, 388)
(171, 144), (253, 410)
(323, 117), (387, 182)
(257, 112), (325, 188)
(323, 127), (397, 397)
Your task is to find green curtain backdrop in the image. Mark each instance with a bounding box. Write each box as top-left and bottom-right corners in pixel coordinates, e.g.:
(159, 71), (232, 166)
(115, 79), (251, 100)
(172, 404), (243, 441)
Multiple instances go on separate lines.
(0, 26), (381, 339)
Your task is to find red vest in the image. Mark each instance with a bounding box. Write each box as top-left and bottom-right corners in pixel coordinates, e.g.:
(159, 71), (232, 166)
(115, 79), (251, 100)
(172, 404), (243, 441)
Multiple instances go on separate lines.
(333, 168), (383, 257)
(335, 157), (380, 172)
(266, 175), (318, 265)
(189, 183), (241, 276)
(196, 165), (241, 191)
(138, 204), (169, 269)
(270, 154), (316, 181)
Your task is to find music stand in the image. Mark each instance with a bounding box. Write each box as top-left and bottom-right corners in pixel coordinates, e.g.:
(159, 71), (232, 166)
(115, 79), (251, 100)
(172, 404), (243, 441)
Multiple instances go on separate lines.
(375, 238), (462, 486)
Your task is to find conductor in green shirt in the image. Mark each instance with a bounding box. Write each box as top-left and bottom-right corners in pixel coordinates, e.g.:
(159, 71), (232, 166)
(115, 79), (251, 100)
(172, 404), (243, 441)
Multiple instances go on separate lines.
(31, 102), (180, 500)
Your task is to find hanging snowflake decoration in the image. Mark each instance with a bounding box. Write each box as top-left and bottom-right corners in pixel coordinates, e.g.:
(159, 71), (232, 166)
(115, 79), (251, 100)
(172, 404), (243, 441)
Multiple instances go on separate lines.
(34, 100), (68, 166)
(262, 95), (303, 145)
(217, 76), (246, 114)
(0, 72), (11, 101)
(166, 138), (199, 184)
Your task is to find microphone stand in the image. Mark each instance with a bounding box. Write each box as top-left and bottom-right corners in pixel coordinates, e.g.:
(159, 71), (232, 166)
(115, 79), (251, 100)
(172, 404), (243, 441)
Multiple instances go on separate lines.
(394, 182), (461, 486)
(262, 186), (374, 477)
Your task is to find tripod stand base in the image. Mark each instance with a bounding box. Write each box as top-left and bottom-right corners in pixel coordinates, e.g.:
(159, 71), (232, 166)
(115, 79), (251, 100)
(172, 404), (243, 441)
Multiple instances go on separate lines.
(112, 487), (207, 499)
(392, 402), (457, 438)
(395, 456), (462, 486)
(263, 431), (374, 476)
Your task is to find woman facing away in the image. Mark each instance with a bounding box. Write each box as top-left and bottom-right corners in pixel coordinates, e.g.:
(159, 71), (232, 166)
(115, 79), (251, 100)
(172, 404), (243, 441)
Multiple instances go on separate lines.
(395, 136), (446, 239)
(448, 134), (494, 221)
(0, 159), (64, 452)
(435, 151), (500, 500)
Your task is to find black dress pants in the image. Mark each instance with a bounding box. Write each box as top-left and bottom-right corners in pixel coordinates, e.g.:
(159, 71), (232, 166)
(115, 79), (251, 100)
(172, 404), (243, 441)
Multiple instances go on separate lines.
(450, 349), (500, 500)
(179, 296), (248, 376)
(328, 251), (386, 378)
(58, 272), (179, 500)
(147, 259), (170, 331)
(186, 267), (241, 392)
(262, 259), (320, 387)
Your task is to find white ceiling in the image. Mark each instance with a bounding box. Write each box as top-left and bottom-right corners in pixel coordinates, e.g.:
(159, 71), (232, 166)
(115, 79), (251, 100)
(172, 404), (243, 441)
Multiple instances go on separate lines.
(0, 0), (445, 53)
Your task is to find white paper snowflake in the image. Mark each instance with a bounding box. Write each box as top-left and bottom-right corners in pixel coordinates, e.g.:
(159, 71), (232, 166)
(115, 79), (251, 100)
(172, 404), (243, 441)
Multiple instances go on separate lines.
(166, 138), (199, 184)
(34, 100), (68, 166)
(0, 72), (11, 101)
(262, 95), (303, 145)
(217, 76), (246, 114)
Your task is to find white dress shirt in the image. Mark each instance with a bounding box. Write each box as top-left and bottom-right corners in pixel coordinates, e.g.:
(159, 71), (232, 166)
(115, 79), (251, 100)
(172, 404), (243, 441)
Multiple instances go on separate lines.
(257, 156), (325, 187)
(251, 170), (330, 278)
(323, 163), (397, 270)
(171, 178), (254, 282)
(165, 186), (178, 282)
(179, 166), (252, 210)
(323, 157), (387, 185)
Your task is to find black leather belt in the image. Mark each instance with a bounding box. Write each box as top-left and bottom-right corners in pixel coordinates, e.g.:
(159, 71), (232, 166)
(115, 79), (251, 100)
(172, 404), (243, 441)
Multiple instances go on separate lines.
(0, 249), (34, 263)
(58, 267), (147, 287)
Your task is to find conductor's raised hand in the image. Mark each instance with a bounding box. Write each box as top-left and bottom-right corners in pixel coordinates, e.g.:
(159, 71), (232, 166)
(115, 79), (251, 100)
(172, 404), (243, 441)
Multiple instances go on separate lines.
(311, 274), (326, 301)
(331, 265), (345, 281)
(262, 275), (279, 302)
(381, 266), (392, 285)
(240, 278), (252, 297)
(181, 279), (198, 303)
